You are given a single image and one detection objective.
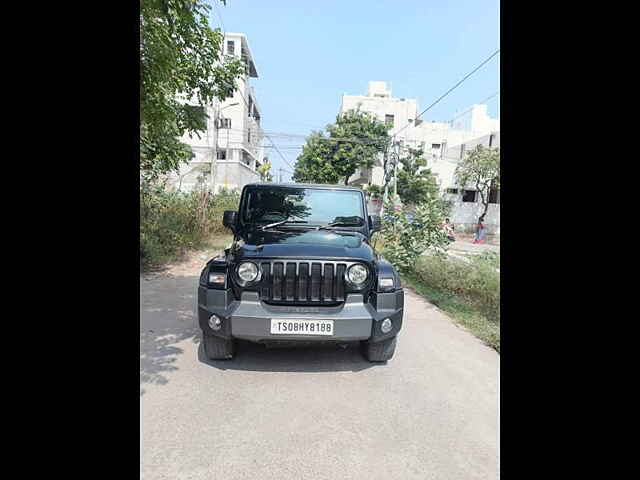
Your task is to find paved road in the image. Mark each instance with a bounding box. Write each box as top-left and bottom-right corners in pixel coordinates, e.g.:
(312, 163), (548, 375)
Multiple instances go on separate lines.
(140, 260), (499, 480)
(448, 240), (500, 255)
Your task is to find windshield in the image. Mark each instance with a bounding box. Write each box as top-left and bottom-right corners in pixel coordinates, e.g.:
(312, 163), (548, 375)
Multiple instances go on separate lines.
(241, 187), (365, 226)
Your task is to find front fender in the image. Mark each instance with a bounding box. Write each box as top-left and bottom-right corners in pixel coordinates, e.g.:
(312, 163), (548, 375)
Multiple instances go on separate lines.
(375, 256), (402, 291)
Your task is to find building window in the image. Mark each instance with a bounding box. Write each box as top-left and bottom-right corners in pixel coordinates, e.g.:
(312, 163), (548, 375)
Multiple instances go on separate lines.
(460, 144), (466, 159)
(219, 118), (231, 129)
(462, 190), (477, 202)
(216, 150), (227, 160)
(446, 188), (459, 195)
(489, 188), (500, 204)
(227, 40), (234, 55)
(248, 97), (253, 117)
(248, 130), (251, 143)
(385, 114), (394, 126)
(432, 143), (441, 150)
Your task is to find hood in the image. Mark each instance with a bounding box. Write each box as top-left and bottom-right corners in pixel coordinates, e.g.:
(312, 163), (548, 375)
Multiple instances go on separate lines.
(232, 228), (375, 262)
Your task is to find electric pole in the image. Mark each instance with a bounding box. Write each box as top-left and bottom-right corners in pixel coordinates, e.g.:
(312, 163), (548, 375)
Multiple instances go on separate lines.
(210, 105), (218, 192)
(210, 102), (239, 192)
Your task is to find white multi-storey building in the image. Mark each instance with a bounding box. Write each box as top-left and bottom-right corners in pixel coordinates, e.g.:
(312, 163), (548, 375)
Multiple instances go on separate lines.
(168, 33), (265, 193)
(340, 81), (500, 234)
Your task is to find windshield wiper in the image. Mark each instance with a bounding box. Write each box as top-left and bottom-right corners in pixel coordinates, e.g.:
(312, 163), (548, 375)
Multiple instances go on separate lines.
(261, 219), (309, 231)
(316, 221), (363, 231)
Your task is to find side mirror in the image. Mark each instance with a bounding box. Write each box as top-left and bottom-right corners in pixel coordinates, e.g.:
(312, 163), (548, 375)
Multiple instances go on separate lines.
(369, 214), (381, 234)
(223, 210), (238, 232)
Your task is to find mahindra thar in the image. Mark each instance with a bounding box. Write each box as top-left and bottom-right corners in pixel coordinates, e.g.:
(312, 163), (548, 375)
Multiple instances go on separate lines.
(197, 183), (404, 362)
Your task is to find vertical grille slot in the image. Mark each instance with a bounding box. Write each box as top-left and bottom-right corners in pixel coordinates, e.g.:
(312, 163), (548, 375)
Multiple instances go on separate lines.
(260, 262), (271, 298)
(322, 264), (334, 301)
(285, 263), (296, 301)
(310, 263), (322, 301)
(335, 264), (346, 301)
(298, 263), (309, 301)
(272, 262), (283, 300)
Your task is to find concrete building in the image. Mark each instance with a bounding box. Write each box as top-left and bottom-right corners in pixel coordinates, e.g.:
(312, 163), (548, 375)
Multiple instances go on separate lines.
(340, 81), (500, 235)
(451, 103), (500, 133)
(340, 81), (417, 187)
(168, 33), (265, 193)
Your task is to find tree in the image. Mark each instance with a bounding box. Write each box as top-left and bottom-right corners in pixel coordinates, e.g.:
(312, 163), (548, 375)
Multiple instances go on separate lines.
(293, 109), (390, 185)
(257, 160), (273, 182)
(363, 183), (384, 199)
(454, 145), (500, 217)
(396, 147), (440, 206)
(378, 195), (449, 273)
(140, 0), (245, 182)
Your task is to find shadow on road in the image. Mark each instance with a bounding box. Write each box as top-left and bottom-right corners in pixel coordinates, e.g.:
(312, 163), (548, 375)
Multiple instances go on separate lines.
(140, 275), (201, 396)
(141, 274), (381, 395)
(197, 340), (383, 373)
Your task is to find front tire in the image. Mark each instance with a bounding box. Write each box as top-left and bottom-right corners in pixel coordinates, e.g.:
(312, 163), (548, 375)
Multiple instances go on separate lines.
(202, 333), (235, 360)
(362, 336), (397, 362)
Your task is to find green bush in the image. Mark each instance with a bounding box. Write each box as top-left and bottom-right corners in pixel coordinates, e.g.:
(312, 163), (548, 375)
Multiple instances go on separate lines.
(413, 254), (500, 324)
(379, 196), (449, 273)
(140, 183), (240, 269)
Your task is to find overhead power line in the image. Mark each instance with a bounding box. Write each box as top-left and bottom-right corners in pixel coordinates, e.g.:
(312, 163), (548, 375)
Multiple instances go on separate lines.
(211, 0), (227, 35)
(265, 135), (295, 171)
(218, 128), (381, 146)
(394, 49), (500, 138)
(450, 90), (500, 123)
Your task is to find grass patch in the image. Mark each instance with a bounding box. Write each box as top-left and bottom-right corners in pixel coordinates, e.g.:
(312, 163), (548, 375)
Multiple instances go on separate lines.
(471, 250), (500, 270)
(140, 186), (239, 271)
(401, 253), (500, 352)
(203, 233), (234, 253)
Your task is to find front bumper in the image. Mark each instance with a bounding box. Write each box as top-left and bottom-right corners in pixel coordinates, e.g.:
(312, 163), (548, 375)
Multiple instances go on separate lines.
(197, 288), (403, 344)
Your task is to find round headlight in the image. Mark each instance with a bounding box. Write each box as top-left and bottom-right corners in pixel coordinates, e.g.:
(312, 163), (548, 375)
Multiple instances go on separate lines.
(347, 264), (368, 286)
(237, 262), (259, 283)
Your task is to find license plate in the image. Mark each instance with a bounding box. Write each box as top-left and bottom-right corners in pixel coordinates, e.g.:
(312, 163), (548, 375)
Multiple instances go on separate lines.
(270, 319), (334, 336)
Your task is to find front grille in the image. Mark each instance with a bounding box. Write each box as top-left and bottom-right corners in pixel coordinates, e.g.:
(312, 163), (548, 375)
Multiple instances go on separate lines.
(259, 261), (348, 304)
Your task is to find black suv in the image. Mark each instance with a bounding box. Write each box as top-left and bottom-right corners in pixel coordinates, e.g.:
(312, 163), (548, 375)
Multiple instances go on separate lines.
(197, 183), (404, 362)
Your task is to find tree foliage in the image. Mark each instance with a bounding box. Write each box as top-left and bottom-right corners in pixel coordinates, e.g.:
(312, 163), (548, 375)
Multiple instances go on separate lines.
(396, 147), (440, 206)
(454, 145), (500, 217)
(364, 183), (384, 199)
(293, 109), (390, 185)
(379, 196), (449, 273)
(140, 0), (244, 181)
(257, 160), (273, 182)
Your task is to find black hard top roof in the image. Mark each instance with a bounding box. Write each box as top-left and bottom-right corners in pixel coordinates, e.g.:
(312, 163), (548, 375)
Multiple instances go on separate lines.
(244, 182), (362, 191)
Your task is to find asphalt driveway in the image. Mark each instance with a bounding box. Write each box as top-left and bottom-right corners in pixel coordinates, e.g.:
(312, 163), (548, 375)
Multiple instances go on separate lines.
(140, 261), (499, 479)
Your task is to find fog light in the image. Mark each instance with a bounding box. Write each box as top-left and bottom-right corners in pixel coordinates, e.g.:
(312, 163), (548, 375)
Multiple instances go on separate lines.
(381, 318), (393, 333)
(208, 314), (222, 331)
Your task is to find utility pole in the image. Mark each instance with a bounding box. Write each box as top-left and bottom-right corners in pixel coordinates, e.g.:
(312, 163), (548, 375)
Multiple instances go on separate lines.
(380, 144), (389, 217)
(393, 140), (402, 199)
(210, 105), (218, 192)
(211, 102), (239, 192)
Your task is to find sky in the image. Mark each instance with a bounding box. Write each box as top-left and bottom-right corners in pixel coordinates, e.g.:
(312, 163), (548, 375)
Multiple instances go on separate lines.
(210, 0), (500, 182)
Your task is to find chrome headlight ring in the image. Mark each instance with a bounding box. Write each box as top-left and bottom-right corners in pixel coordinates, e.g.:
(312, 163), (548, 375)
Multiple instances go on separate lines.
(345, 263), (369, 289)
(236, 261), (261, 286)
